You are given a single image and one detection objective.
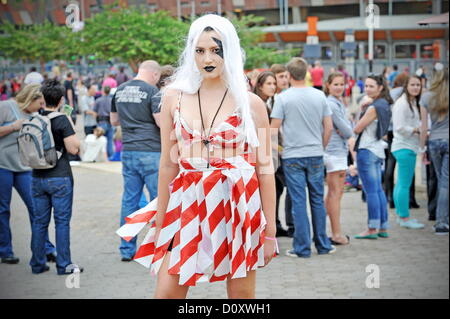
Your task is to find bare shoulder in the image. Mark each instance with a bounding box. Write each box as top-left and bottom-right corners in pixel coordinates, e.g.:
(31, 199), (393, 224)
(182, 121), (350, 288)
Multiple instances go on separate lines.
(161, 88), (181, 114)
(247, 91), (266, 114)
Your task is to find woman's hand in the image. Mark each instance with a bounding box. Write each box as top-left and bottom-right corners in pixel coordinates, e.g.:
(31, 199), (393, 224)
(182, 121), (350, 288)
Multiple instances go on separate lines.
(263, 238), (276, 266)
(11, 119), (24, 131)
(360, 96), (373, 109)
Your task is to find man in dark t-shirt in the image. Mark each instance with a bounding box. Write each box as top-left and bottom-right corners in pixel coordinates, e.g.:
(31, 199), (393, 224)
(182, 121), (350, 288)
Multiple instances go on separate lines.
(110, 60), (161, 262)
(30, 79), (83, 275)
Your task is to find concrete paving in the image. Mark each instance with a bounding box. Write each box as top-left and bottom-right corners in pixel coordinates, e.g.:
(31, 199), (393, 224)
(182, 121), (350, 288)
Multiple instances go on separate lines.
(0, 161), (448, 299)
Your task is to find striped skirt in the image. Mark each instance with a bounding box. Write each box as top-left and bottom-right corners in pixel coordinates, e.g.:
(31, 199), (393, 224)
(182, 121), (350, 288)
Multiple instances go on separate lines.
(116, 155), (267, 286)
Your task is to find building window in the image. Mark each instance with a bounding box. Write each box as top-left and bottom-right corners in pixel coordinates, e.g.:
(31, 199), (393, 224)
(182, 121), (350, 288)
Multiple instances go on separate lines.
(181, 1), (190, 8)
(340, 44), (359, 60)
(200, 1), (210, 7)
(321, 46), (333, 60)
(364, 44), (387, 59)
(395, 44), (417, 59)
(420, 43), (434, 59)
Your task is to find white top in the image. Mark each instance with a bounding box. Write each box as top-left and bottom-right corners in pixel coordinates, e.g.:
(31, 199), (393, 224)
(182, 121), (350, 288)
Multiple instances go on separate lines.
(359, 106), (388, 159)
(23, 72), (44, 85)
(82, 134), (107, 162)
(392, 93), (420, 153)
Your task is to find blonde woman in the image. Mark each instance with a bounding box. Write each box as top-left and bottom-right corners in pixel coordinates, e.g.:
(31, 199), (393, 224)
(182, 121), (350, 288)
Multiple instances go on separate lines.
(420, 64), (449, 235)
(0, 84), (56, 265)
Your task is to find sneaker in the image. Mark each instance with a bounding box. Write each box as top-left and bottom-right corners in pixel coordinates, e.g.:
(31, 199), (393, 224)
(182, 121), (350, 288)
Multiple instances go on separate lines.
(399, 219), (425, 229)
(435, 226), (449, 235)
(396, 216), (418, 224)
(285, 249), (310, 258)
(320, 245), (337, 255)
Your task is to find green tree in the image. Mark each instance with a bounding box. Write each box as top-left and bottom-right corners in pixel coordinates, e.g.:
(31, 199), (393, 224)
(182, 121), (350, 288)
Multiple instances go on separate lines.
(0, 22), (68, 72)
(231, 14), (293, 69)
(80, 8), (188, 73)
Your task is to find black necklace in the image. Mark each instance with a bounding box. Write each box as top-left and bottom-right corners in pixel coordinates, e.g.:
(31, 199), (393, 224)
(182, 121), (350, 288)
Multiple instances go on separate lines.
(197, 88), (228, 168)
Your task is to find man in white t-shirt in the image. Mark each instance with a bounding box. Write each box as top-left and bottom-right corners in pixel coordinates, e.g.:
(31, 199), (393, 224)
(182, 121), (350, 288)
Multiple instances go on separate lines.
(23, 67), (44, 85)
(82, 127), (107, 162)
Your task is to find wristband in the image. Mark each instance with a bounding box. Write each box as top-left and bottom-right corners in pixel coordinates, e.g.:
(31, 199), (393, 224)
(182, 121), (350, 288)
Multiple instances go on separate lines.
(265, 236), (279, 254)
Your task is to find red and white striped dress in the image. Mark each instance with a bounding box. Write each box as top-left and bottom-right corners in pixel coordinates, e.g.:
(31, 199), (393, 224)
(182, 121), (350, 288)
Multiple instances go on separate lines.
(116, 94), (267, 286)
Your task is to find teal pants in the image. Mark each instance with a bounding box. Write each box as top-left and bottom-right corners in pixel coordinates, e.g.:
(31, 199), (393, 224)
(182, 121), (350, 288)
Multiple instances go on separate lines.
(393, 149), (417, 218)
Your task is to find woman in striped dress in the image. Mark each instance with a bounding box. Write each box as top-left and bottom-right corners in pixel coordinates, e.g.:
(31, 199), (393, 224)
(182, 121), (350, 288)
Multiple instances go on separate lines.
(117, 14), (276, 298)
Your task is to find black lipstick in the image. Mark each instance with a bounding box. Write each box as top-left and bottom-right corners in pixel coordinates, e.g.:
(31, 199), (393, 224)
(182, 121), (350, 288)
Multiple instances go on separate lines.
(204, 66), (216, 72)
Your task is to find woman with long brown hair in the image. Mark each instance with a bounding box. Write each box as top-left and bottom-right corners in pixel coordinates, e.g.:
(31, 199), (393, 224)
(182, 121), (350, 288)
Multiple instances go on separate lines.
(391, 75), (427, 229)
(353, 74), (392, 239)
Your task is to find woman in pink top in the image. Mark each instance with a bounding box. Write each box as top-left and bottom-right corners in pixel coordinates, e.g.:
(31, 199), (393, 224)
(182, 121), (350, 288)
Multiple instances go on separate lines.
(102, 73), (118, 89)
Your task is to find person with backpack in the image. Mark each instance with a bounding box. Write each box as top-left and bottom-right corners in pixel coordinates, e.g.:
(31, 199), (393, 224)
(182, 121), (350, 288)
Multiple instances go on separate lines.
(28, 79), (83, 275)
(0, 84), (56, 265)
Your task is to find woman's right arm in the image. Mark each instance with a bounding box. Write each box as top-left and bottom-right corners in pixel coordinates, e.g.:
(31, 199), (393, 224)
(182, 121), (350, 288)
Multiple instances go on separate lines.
(353, 106), (377, 135)
(154, 90), (180, 232)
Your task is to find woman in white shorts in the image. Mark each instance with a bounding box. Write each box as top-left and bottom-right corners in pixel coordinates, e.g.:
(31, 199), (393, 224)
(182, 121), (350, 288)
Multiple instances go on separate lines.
(324, 72), (353, 245)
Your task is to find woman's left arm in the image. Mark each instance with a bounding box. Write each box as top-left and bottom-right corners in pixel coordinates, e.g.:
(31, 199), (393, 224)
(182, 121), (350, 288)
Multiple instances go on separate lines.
(419, 106), (428, 151)
(250, 93), (277, 264)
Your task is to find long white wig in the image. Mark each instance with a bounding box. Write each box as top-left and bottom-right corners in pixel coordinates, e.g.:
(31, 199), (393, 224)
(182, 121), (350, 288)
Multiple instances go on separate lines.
(167, 14), (259, 148)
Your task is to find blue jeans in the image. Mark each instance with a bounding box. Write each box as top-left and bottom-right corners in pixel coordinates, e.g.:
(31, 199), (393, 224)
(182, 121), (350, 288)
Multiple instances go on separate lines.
(120, 151), (160, 258)
(282, 157), (333, 257)
(97, 122), (114, 158)
(428, 139), (449, 228)
(0, 169), (55, 258)
(30, 177), (73, 274)
(357, 149), (389, 229)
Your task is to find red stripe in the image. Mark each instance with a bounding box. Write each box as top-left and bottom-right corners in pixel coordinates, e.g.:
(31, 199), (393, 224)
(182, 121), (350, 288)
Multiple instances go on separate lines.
(181, 200), (198, 228)
(225, 115), (241, 127)
(223, 199), (232, 223)
(125, 210), (156, 224)
(202, 169), (222, 196)
(183, 273), (203, 286)
(198, 199), (207, 223)
(245, 172), (259, 202)
(171, 174), (183, 193)
(214, 239), (228, 269)
(180, 232), (202, 267)
(231, 246), (245, 275)
(208, 200), (224, 234)
(210, 274), (228, 282)
(162, 204), (181, 228)
(133, 242), (155, 260)
(232, 177), (245, 204)
(123, 236), (134, 242)
(250, 209), (261, 234)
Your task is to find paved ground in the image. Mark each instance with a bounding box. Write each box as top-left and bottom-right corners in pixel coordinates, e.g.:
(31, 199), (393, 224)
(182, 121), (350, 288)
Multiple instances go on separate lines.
(0, 161), (448, 299)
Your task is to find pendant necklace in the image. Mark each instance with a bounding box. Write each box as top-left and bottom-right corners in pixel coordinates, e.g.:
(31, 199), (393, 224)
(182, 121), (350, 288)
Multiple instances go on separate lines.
(198, 88), (228, 168)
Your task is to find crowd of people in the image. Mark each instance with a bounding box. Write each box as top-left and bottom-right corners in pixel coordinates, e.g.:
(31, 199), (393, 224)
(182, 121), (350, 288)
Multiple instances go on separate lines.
(0, 14), (448, 299)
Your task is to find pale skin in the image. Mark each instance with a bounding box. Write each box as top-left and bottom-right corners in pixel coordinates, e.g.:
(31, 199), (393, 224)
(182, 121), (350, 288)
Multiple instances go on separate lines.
(257, 75), (277, 102)
(152, 30), (276, 299)
(274, 71), (289, 93)
(325, 75), (349, 245)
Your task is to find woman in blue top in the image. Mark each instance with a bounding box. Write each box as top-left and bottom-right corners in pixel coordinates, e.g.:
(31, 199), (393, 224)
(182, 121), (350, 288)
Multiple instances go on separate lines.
(324, 72), (353, 245)
(353, 75), (392, 239)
